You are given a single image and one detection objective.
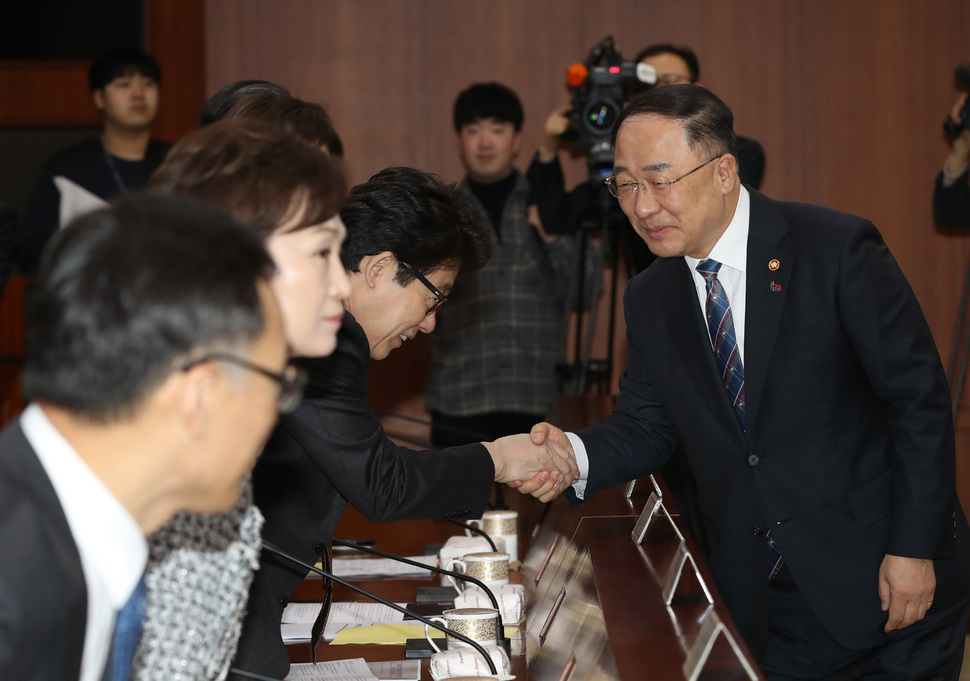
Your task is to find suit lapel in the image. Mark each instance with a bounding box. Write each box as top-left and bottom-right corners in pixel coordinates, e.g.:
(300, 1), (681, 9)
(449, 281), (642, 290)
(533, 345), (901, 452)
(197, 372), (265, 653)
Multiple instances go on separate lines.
(743, 191), (792, 432)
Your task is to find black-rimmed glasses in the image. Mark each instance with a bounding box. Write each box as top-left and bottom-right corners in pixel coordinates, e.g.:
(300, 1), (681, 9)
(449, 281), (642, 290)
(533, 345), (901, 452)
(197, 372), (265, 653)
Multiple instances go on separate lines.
(182, 353), (307, 413)
(605, 154), (723, 201)
(399, 260), (447, 316)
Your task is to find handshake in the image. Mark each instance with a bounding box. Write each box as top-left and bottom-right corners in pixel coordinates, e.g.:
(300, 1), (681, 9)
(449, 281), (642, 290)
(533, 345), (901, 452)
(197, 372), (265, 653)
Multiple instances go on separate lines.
(482, 423), (576, 503)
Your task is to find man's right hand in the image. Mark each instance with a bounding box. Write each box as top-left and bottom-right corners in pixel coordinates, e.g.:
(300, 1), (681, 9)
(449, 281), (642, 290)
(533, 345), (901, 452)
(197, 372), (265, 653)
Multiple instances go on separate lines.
(537, 104), (572, 162)
(484, 423), (578, 494)
(945, 93), (970, 176)
(505, 422), (577, 502)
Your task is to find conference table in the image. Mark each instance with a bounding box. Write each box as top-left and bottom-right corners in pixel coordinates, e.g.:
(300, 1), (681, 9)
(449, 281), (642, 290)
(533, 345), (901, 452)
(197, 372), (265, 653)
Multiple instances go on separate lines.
(283, 397), (764, 680)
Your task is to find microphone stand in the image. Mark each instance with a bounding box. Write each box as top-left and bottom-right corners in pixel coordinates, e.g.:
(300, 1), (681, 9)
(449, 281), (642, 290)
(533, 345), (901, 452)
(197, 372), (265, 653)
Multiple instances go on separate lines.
(258, 541), (499, 676)
(331, 538), (511, 653)
(443, 518), (498, 551)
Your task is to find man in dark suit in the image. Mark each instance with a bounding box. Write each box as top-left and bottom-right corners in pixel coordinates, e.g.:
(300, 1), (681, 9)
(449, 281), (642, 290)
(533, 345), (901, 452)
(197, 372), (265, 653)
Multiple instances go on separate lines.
(0, 195), (290, 681)
(524, 85), (970, 679)
(18, 48), (172, 276)
(232, 167), (577, 679)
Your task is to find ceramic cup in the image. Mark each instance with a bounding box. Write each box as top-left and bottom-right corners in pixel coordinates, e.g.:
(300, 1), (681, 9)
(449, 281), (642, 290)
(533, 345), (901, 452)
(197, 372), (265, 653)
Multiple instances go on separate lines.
(428, 645), (512, 680)
(424, 607), (499, 652)
(445, 551), (510, 594)
(466, 510), (518, 562)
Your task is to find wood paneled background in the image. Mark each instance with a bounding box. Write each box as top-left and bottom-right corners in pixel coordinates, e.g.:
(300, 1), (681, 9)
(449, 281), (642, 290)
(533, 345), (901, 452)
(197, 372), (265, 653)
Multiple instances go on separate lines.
(205, 0), (970, 503)
(4, 1), (970, 504)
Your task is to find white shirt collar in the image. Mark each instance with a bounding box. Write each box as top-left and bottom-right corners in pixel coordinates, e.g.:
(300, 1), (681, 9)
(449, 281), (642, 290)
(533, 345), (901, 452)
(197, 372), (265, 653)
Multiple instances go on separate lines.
(21, 403), (147, 604)
(685, 185), (750, 274)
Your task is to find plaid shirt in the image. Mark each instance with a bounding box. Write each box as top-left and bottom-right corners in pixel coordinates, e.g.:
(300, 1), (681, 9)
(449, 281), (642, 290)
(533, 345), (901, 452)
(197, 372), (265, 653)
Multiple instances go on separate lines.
(426, 171), (575, 416)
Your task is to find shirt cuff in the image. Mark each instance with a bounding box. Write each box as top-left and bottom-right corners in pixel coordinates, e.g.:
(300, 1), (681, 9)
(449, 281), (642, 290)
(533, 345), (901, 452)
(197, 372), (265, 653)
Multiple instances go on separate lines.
(566, 432), (589, 500)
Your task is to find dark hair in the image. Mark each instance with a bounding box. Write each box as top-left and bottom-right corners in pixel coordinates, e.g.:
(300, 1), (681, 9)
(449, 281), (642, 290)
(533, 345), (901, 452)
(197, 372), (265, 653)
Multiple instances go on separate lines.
(634, 43), (700, 82)
(148, 119), (347, 239)
(88, 47), (161, 92)
(340, 167), (491, 283)
(224, 93), (344, 157)
(23, 194), (275, 423)
(198, 79), (292, 127)
(611, 84), (737, 160)
(453, 82), (524, 132)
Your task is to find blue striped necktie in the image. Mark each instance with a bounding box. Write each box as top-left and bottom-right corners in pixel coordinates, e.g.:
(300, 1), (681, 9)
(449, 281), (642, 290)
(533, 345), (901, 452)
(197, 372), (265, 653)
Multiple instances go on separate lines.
(695, 259), (745, 429)
(108, 575), (146, 681)
(696, 260), (783, 579)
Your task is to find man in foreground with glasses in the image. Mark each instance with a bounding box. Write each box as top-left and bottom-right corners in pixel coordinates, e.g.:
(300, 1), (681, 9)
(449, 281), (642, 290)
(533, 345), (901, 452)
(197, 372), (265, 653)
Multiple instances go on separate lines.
(519, 84), (970, 679)
(0, 194), (289, 681)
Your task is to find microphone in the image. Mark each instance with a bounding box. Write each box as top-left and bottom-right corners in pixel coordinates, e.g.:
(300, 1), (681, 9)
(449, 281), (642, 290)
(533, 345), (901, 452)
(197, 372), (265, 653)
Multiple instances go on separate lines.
(258, 541), (499, 676)
(331, 538), (511, 653)
(442, 517), (498, 551)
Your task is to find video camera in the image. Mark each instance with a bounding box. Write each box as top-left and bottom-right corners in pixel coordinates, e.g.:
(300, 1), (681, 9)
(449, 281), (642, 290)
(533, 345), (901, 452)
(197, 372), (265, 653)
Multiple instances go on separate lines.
(944, 63), (970, 140)
(564, 35), (657, 178)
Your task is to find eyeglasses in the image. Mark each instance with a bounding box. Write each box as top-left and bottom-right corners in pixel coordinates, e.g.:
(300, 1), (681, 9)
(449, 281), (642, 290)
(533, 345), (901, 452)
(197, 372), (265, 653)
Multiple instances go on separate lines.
(398, 260), (447, 316)
(605, 154), (723, 202)
(182, 353), (307, 413)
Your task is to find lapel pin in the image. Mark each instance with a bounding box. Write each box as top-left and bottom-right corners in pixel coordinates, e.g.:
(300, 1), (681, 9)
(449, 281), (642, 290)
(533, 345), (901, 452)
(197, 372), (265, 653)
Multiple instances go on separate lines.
(768, 259), (780, 271)
(769, 281), (781, 292)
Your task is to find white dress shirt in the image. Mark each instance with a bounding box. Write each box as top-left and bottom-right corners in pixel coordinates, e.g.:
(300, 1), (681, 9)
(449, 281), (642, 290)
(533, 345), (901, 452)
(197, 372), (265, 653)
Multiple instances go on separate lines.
(571, 187), (751, 499)
(22, 404), (147, 681)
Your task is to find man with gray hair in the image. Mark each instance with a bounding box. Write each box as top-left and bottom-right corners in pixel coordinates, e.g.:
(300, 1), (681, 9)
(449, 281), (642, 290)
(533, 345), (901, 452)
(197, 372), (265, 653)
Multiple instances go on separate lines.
(524, 84), (970, 679)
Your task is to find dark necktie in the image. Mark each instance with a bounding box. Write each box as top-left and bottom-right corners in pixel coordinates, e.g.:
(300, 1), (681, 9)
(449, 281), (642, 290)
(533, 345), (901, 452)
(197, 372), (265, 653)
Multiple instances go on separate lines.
(108, 575), (146, 681)
(696, 260), (783, 580)
(695, 259), (745, 429)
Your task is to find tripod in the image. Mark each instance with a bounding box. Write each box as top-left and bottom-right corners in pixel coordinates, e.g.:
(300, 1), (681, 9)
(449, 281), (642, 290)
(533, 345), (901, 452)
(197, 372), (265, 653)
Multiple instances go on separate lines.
(555, 173), (634, 396)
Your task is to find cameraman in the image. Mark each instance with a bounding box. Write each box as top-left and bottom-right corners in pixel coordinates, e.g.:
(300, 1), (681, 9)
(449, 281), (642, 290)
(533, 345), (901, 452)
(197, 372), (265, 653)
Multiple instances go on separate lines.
(934, 92), (970, 229)
(635, 43), (765, 189)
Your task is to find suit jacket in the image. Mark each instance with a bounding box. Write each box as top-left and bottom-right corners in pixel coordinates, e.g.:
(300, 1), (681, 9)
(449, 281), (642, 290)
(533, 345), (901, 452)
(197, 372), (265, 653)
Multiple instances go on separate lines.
(574, 189), (968, 658)
(0, 422), (88, 680)
(233, 311), (495, 678)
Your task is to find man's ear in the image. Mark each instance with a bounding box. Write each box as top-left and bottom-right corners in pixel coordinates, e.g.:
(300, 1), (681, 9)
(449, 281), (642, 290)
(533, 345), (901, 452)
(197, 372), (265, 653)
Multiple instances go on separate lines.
(91, 89), (105, 113)
(358, 251), (395, 288)
(717, 154), (739, 193)
(177, 362), (215, 437)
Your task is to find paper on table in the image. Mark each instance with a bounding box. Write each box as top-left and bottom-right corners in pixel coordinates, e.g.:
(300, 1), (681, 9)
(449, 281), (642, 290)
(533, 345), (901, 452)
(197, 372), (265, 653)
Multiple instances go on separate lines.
(306, 555), (436, 579)
(283, 656), (377, 680)
(364, 660), (421, 681)
(284, 602), (406, 624)
(281, 602), (407, 642)
(286, 659), (421, 681)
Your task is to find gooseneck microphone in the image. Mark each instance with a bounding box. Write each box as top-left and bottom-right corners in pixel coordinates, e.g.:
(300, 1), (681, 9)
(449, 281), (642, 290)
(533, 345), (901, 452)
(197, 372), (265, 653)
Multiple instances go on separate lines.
(257, 541), (499, 676)
(331, 537), (510, 652)
(442, 518), (498, 552)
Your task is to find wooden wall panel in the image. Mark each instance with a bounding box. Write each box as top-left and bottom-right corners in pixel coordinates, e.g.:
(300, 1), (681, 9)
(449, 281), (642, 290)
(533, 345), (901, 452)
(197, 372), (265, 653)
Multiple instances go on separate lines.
(205, 0), (970, 503)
